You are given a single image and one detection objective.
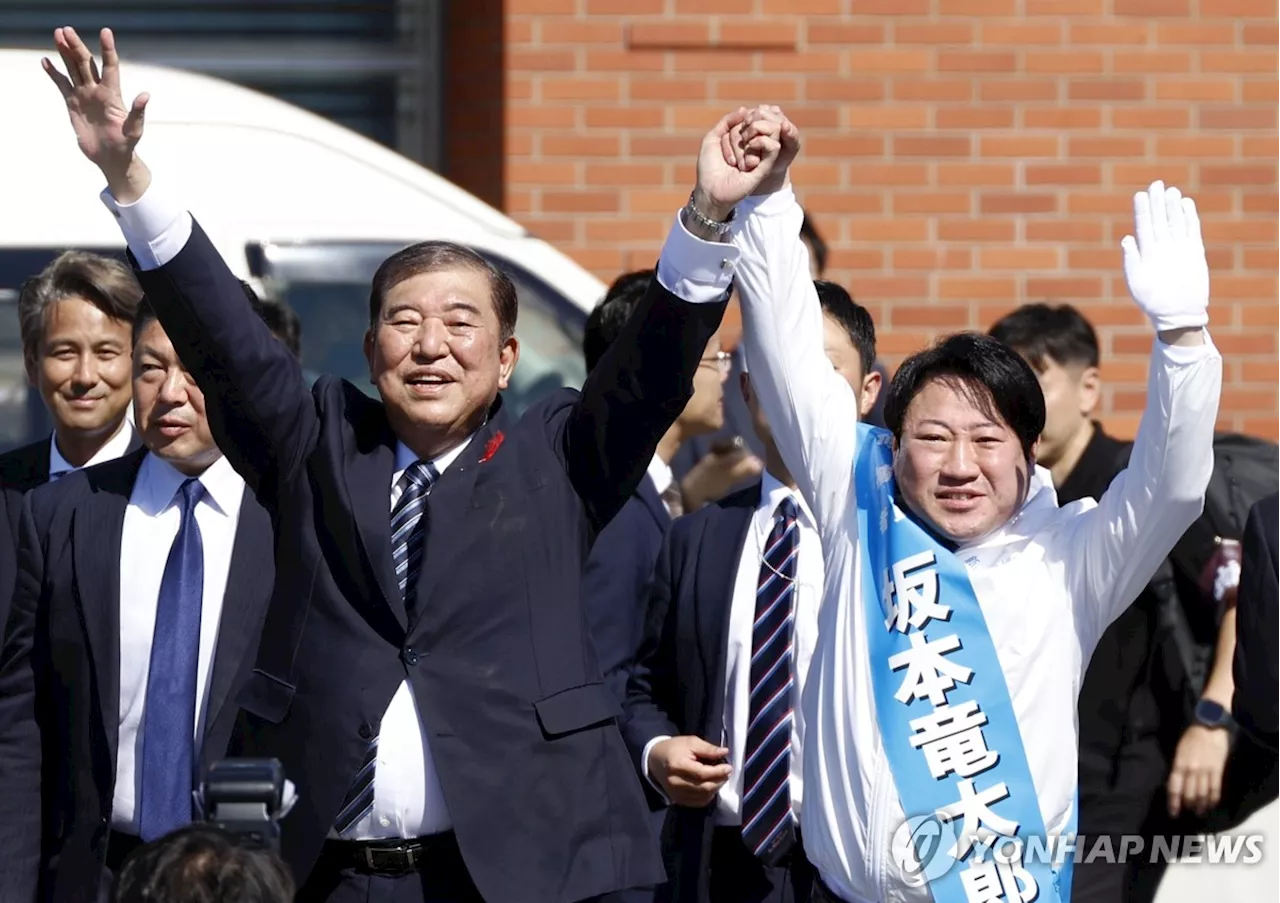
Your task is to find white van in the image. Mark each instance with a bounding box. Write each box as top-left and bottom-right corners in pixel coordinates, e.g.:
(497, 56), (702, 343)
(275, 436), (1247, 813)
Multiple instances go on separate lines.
(0, 49), (604, 449)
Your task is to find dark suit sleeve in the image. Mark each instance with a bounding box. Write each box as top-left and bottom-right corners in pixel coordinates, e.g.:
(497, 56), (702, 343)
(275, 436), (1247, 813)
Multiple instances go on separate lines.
(560, 277), (727, 532)
(0, 491), (15, 643)
(1233, 492), (1279, 750)
(131, 221), (319, 495)
(0, 495), (47, 897)
(622, 529), (684, 807)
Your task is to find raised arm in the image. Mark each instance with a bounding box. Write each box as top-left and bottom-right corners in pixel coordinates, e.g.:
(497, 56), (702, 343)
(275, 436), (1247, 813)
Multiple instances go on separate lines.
(1061, 182), (1223, 650)
(730, 109), (861, 534)
(0, 498), (48, 898)
(43, 27), (317, 494)
(562, 111), (789, 529)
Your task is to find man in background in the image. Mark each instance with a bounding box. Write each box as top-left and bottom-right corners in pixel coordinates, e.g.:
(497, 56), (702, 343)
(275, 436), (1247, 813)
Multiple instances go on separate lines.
(113, 824), (294, 903)
(0, 250), (143, 630)
(624, 281), (881, 903)
(989, 303), (1241, 903)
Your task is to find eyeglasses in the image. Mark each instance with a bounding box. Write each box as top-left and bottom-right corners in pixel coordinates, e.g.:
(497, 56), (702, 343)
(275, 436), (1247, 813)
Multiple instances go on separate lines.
(699, 350), (732, 374)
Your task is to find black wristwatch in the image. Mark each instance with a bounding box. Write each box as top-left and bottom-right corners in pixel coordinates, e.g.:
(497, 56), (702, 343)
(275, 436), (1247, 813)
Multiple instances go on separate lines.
(1194, 699), (1237, 734)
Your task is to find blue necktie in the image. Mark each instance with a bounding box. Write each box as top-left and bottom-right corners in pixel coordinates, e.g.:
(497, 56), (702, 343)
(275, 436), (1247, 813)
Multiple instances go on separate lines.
(138, 478), (205, 842)
(741, 496), (799, 864)
(333, 460), (439, 836)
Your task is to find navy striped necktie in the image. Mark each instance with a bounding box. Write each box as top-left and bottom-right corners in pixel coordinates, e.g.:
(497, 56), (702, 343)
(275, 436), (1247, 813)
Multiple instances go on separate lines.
(740, 495), (800, 864)
(333, 459), (439, 837)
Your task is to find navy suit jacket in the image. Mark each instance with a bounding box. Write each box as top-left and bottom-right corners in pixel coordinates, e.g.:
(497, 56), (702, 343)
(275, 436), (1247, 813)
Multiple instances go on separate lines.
(130, 220), (727, 902)
(1233, 491), (1279, 750)
(0, 439), (52, 637)
(583, 474), (672, 707)
(622, 483), (761, 903)
(0, 450), (275, 903)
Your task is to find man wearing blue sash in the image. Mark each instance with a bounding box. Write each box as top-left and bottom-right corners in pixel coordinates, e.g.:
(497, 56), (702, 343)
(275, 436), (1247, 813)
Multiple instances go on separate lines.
(708, 107), (1222, 903)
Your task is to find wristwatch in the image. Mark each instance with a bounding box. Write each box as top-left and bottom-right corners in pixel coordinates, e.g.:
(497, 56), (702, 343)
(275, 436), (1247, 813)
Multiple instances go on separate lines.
(1194, 698), (1237, 733)
(682, 192), (735, 237)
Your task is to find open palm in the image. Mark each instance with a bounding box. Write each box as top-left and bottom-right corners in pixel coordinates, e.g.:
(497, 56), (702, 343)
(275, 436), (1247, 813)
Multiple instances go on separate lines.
(44, 26), (148, 171)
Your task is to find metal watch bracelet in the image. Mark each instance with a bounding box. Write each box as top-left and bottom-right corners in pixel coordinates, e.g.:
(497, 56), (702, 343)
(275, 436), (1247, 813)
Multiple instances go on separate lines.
(683, 192), (735, 236)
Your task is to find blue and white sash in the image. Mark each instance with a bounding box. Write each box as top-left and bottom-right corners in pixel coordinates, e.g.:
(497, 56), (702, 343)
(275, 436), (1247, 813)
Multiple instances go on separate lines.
(853, 424), (1075, 903)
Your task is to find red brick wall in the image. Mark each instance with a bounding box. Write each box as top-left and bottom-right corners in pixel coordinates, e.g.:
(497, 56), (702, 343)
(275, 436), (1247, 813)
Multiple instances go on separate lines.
(467, 2), (1278, 438)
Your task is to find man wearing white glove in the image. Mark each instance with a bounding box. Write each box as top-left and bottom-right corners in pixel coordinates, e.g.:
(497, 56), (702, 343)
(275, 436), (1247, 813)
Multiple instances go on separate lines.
(714, 107), (1222, 903)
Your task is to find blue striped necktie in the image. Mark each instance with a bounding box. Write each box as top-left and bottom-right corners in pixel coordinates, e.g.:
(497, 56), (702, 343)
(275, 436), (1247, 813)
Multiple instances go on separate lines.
(740, 495), (800, 864)
(333, 460), (440, 836)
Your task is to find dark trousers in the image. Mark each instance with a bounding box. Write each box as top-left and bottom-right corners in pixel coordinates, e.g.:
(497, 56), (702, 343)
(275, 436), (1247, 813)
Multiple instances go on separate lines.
(708, 827), (815, 903)
(299, 835), (484, 903)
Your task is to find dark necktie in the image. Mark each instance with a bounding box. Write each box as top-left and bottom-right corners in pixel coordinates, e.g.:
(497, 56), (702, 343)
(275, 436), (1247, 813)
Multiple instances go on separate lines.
(138, 478), (205, 842)
(741, 495), (799, 864)
(333, 460), (439, 836)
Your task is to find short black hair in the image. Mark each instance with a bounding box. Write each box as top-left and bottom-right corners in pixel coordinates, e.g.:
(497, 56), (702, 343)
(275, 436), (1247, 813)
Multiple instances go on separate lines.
(884, 332), (1045, 460)
(583, 269), (653, 374)
(369, 241), (518, 341)
(799, 208), (827, 277)
(240, 281), (302, 359)
(133, 290), (277, 349)
(988, 303), (1100, 371)
(814, 280), (875, 379)
(112, 823), (294, 903)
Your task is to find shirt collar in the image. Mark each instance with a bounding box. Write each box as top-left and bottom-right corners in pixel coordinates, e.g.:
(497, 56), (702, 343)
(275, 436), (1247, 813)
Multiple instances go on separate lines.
(49, 418), (140, 479)
(646, 455), (675, 496)
(134, 452), (244, 517)
(757, 470), (816, 529)
(394, 434), (475, 484)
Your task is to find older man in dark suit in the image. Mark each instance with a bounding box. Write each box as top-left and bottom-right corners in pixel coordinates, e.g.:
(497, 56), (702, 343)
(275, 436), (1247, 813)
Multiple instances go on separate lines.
(42, 26), (788, 903)
(0, 303), (276, 903)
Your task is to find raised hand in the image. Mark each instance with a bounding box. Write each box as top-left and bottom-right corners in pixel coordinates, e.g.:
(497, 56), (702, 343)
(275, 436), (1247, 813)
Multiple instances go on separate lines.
(693, 108), (783, 222)
(738, 105), (801, 196)
(43, 27), (149, 194)
(1121, 181), (1211, 334)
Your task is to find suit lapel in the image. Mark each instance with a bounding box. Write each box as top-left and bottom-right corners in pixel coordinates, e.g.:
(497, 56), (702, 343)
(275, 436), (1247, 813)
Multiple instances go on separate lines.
(72, 450), (145, 771)
(203, 488), (274, 743)
(342, 413), (406, 630)
(635, 475), (671, 530)
(695, 484), (760, 742)
(411, 412), (506, 630)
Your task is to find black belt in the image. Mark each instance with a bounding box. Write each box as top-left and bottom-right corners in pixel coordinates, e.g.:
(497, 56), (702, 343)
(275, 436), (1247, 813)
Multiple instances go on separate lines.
(321, 832), (460, 877)
(103, 831), (146, 872)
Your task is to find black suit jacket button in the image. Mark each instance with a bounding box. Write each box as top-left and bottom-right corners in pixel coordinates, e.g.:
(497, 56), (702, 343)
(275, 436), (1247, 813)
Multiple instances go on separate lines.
(358, 723), (373, 740)
(404, 647), (419, 666)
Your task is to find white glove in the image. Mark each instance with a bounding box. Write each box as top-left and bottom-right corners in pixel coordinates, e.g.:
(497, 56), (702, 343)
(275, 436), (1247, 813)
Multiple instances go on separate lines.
(1121, 180), (1210, 333)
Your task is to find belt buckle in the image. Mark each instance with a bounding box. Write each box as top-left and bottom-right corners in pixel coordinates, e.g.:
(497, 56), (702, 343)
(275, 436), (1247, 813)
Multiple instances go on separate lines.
(362, 843), (417, 877)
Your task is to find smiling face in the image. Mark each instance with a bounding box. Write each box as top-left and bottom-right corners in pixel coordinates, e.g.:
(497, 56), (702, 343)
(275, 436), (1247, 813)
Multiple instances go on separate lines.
(364, 265), (518, 459)
(132, 318), (221, 475)
(893, 376), (1037, 543)
(26, 295), (133, 449)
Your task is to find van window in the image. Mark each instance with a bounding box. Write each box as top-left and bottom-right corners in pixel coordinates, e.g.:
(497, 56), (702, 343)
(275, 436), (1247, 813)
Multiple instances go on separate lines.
(251, 241), (588, 418)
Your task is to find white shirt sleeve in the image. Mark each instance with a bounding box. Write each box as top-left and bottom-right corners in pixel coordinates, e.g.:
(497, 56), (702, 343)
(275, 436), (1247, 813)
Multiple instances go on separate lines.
(99, 181), (194, 271)
(640, 734), (674, 801)
(1058, 334), (1223, 653)
(655, 212), (740, 304)
(729, 187), (860, 535)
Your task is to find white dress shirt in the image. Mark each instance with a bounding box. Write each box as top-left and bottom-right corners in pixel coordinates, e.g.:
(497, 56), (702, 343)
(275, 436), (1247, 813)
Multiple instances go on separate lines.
(646, 454), (679, 518)
(639, 471), (824, 827)
(728, 188), (1222, 903)
(341, 436), (471, 840)
(48, 417), (139, 480)
(113, 453), (246, 832)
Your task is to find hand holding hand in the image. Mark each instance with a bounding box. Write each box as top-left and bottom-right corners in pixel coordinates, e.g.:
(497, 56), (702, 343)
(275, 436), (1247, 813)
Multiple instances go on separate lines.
(647, 735), (732, 808)
(737, 106), (801, 196)
(1121, 181), (1210, 334)
(693, 108), (784, 222)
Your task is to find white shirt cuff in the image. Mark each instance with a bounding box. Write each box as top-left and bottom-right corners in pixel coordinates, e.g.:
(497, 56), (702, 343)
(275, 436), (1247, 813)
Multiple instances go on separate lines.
(737, 185), (797, 219)
(655, 213), (739, 304)
(99, 180), (194, 271)
(641, 734), (673, 801)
